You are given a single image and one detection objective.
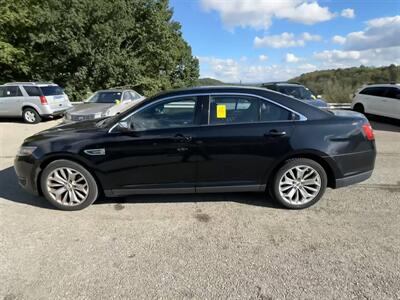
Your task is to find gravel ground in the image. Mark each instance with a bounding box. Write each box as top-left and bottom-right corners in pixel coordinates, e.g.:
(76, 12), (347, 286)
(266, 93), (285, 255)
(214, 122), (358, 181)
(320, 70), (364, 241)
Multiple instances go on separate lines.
(1, 117), (399, 299)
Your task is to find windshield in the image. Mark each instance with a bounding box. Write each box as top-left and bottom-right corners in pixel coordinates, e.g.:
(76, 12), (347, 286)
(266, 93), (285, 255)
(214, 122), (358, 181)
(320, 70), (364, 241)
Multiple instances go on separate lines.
(278, 86), (313, 100)
(40, 86), (64, 96)
(87, 91), (122, 104)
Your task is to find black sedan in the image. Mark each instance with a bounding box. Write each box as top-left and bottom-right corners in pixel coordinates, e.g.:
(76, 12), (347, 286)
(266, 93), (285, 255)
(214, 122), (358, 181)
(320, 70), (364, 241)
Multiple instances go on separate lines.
(14, 86), (376, 210)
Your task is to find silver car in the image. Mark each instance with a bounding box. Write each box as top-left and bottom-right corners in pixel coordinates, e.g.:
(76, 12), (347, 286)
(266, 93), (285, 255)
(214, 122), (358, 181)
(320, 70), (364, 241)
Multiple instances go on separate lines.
(64, 89), (145, 123)
(0, 82), (72, 123)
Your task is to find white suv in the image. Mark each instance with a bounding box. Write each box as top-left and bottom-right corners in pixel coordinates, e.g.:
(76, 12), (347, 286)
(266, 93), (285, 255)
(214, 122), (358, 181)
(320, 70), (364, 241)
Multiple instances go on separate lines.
(0, 82), (72, 123)
(352, 84), (400, 120)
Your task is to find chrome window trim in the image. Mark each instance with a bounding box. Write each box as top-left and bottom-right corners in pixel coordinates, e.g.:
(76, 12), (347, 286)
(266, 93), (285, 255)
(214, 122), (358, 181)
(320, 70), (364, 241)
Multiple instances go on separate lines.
(108, 92), (307, 133)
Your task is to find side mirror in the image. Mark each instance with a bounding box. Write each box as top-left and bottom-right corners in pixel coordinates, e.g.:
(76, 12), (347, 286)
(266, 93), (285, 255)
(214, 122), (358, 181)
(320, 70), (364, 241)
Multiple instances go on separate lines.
(117, 120), (134, 133)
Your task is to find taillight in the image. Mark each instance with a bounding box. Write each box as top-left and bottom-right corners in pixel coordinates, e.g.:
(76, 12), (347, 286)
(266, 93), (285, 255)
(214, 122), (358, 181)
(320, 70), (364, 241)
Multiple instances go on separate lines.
(362, 123), (374, 141)
(40, 95), (48, 105)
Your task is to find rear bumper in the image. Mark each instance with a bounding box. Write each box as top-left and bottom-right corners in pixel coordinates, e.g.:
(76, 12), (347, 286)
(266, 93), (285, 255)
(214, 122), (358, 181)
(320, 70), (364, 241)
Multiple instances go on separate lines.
(329, 148), (376, 188)
(335, 170), (373, 188)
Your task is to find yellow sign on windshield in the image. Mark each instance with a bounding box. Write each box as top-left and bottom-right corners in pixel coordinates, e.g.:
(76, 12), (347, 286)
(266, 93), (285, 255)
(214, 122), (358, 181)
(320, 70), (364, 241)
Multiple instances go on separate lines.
(216, 104), (226, 118)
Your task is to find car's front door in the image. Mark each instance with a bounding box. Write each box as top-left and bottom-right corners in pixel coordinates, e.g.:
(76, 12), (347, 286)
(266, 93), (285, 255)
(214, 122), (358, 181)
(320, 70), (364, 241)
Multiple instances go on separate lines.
(383, 87), (400, 119)
(97, 96), (202, 195)
(195, 94), (296, 192)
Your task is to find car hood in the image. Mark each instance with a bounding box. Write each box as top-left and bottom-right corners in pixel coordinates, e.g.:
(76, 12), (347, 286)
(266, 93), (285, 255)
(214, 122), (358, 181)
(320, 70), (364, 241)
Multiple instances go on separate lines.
(34, 118), (106, 137)
(67, 103), (115, 115)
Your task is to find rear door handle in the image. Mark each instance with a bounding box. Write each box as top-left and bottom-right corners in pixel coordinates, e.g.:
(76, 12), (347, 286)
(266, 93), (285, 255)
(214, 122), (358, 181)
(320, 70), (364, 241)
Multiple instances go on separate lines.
(265, 130), (286, 137)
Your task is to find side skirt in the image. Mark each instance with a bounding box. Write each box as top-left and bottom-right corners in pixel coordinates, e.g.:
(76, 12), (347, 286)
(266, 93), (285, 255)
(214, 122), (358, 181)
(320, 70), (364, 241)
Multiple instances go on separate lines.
(104, 184), (266, 197)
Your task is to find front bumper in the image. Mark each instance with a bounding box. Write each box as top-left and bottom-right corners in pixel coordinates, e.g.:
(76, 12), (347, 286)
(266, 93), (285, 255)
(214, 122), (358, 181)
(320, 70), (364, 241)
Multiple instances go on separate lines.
(14, 155), (40, 195)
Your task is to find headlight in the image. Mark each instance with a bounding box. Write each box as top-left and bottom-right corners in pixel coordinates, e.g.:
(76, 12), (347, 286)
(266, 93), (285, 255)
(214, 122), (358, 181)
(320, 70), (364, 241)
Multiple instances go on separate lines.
(94, 112), (103, 118)
(17, 146), (37, 156)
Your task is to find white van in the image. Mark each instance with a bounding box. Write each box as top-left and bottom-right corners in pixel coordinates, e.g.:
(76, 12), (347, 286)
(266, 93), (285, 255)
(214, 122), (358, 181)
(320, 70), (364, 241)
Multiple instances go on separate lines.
(0, 82), (72, 123)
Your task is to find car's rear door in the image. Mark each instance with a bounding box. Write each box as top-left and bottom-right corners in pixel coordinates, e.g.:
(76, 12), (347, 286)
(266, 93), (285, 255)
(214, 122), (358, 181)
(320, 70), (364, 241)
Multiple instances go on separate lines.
(195, 94), (296, 192)
(96, 95), (202, 195)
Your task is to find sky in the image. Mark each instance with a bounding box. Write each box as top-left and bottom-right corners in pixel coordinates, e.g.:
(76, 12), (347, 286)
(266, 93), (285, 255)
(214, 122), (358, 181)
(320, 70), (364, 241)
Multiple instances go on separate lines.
(169, 0), (400, 83)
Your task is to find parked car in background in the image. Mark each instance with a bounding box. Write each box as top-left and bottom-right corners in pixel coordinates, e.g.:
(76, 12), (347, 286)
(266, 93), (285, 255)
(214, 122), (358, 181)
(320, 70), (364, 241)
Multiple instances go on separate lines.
(15, 86), (376, 211)
(0, 82), (72, 123)
(352, 83), (400, 120)
(64, 89), (145, 123)
(262, 82), (328, 108)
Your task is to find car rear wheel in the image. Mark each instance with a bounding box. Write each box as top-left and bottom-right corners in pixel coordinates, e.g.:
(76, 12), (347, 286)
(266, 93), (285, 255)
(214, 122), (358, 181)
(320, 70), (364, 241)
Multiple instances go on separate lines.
(40, 160), (99, 210)
(23, 108), (42, 124)
(353, 103), (365, 114)
(271, 158), (327, 209)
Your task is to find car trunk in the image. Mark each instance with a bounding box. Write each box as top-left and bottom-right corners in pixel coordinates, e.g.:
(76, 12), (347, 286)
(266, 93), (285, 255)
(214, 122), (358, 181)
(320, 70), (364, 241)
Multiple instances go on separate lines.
(39, 85), (70, 110)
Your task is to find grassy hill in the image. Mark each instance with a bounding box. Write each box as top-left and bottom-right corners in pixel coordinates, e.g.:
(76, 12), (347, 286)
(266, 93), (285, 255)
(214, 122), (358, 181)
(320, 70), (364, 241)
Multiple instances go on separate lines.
(196, 77), (225, 86)
(290, 65), (399, 103)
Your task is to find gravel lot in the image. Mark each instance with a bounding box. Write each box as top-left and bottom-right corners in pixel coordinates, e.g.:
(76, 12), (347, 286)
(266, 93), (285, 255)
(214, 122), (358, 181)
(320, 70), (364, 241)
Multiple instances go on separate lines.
(1, 117), (399, 299)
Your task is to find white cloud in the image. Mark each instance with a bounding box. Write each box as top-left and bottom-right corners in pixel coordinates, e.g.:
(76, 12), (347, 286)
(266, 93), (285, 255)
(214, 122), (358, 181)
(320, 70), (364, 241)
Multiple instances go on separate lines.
(332, 35), (346, 45)
(285, 53), (300, 63)
(254, 32), (321, 48)
(341, 8), (355, 19)
(314, 46), (400, 68)
(199, 56), (318, 83)
(340, 15), (400, 51)
(259, 54), (268, 62)
(201, 0), (335, 30)
(301, 32), (322, 42)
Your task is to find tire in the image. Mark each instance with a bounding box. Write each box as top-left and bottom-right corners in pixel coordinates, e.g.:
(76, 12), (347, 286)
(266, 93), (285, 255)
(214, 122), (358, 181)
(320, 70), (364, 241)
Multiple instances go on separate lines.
(23, 108), (42, 124)
(40, 159), (99, 211)
(353, 103), (365, 114)
(270, 158), (327, 209)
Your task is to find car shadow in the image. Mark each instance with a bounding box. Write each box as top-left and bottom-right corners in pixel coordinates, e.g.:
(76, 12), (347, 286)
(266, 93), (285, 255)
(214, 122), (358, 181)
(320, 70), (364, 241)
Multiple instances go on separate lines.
(0, 166), (281, 210)
(0, 166), (55, 209)
(368, 116), (400, 133)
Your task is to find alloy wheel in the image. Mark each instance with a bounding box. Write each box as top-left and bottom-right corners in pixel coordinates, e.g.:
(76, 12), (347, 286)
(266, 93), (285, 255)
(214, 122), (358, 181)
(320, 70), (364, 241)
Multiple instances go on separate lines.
(278, 165), (321, 205)
(25, 111), (36, 123)
(46, 167), (89, 206)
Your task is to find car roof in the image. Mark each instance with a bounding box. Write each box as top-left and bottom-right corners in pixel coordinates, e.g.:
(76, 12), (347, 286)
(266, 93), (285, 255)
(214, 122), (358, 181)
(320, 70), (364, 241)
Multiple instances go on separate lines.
(119, 85), (331, 121)
(2, 82), (58, 87)
(262, 82), (303, 87)
(361, 83), (400, 88)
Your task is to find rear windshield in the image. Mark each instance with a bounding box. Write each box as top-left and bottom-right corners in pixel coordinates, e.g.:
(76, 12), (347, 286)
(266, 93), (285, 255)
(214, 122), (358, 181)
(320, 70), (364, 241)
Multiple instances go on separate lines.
(40, 86), (64, 96)
(278, 86), (313, 100)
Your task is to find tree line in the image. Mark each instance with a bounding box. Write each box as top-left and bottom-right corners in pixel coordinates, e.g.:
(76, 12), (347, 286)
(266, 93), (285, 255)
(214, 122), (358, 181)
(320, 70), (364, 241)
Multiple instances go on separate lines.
(0, 0), (199, 101)
(291, 64), (399, 103)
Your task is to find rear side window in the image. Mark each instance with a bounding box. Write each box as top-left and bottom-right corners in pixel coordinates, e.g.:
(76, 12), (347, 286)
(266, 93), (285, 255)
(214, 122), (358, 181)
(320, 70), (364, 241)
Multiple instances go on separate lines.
(209, 96), (260, 125)
(0, 86), (22, 97)
(23, 86), (42, 96)
(40, 86), (64, 96)
(386, 87), (400, 100)
(209, 95), (295, 125)
(359, 87), (387, 97)
(261, 101), (296, 121)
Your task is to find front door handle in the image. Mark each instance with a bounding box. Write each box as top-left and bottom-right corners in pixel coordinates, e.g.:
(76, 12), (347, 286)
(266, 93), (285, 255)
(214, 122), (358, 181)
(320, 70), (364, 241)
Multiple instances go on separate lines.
(174, 133), (192, 142)
(265, 130), (286, 137)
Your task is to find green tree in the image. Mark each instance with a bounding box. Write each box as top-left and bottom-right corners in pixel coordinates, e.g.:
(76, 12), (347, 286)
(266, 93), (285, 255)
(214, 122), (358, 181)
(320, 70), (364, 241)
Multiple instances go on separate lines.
(0, 0), (199, 100)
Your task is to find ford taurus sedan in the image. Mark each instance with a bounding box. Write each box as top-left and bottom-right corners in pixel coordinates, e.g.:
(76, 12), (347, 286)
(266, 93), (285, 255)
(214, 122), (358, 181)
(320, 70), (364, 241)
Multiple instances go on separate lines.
(14, 86), (376, 210)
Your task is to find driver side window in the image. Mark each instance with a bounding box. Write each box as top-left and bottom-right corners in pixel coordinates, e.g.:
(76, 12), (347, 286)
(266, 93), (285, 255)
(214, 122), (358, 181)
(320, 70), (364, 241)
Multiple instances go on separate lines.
(129, 97), (197, 131)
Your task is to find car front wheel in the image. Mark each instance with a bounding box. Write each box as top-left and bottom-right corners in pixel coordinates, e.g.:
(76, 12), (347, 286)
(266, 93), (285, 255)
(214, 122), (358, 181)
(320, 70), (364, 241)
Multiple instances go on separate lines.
(271, 158), (327, 209)
(40, 160), (99, 210)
